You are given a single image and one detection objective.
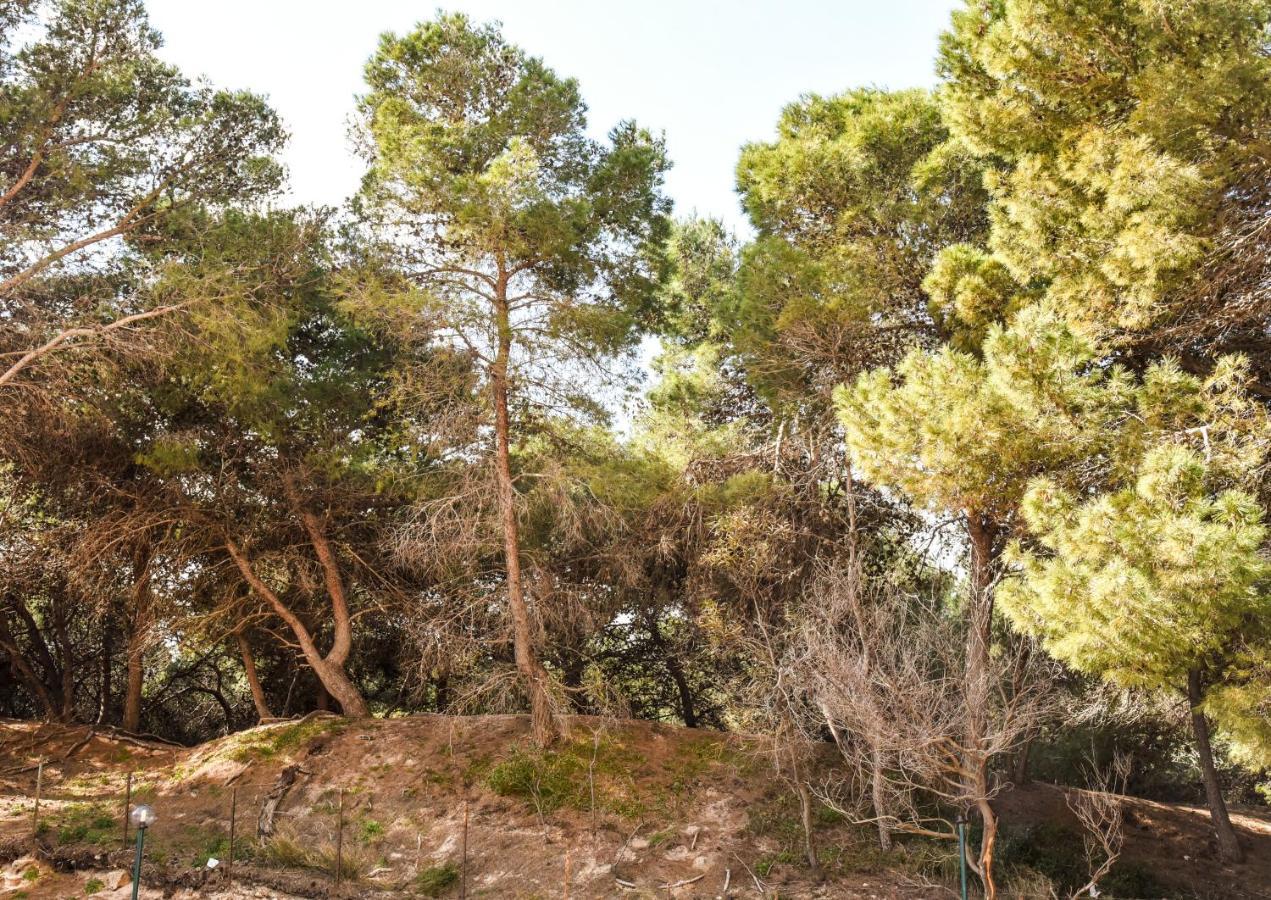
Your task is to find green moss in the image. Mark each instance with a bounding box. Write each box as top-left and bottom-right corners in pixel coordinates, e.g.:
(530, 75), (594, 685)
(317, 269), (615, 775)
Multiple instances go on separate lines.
(228, 718), (347, 762)
(84, 877), (105, 895)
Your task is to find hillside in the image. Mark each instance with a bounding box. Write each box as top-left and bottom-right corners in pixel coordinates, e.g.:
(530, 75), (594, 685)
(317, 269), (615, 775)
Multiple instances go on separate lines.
(0, 716), (1268, 899)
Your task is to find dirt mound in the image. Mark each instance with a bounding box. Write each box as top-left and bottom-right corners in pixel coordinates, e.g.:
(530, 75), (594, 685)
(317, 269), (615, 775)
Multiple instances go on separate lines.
(0, 715), (932, 898)
(1, 716), (1269, 898)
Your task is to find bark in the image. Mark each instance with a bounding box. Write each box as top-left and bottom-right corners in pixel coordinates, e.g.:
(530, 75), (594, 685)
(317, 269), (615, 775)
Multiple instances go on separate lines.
(1187, 668), (1244, 863)
(237, 632), (273, 722)
(491, 278), (559, 745)
(122, 544), (153, 733)
(284, 476), (354, 669)
(51, 605), (76, 721)
(225, 538), (368, 717)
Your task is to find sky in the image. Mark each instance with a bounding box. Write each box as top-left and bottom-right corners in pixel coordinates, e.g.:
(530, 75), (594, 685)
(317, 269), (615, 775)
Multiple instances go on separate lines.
(144, 0), (960, 233)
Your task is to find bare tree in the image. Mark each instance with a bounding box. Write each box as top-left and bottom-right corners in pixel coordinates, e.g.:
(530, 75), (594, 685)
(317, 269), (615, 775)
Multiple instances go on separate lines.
(1067, 752), (1131, 900)
(796, 567), (1054, 897)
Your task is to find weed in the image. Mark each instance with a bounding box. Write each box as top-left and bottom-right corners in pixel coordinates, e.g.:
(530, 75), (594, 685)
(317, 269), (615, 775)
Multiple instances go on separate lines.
(84, 878), (104, 895)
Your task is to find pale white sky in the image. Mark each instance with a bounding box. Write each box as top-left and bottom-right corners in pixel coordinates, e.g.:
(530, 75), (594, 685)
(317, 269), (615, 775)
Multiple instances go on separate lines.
(145, 0), (959, 232)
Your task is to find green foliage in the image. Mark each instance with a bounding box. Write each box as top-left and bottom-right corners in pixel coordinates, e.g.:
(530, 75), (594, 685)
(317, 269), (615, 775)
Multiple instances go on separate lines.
(730, 87), (988, 405)
(358, 11), (671, 384)
(837, 305), (1119, 519)
(937, 0), (1271, 336)
(485, 746), (586, 815)
(1002, 444), (1270, 692)
(83, 878), (104, 895)
(357, 817), (384, 844)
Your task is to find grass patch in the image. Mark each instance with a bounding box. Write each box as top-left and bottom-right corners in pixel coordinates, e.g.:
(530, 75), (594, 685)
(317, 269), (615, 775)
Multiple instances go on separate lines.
(484, 735), (655, 820)
(259, 832), (367, 881)
(84, 878), (104, 895)
(415, 862), (460, 896)
(54, 804), (116, 845)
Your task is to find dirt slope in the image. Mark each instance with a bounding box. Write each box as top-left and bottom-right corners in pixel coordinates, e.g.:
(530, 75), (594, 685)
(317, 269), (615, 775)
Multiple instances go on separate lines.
(0, 716), (1268, 899)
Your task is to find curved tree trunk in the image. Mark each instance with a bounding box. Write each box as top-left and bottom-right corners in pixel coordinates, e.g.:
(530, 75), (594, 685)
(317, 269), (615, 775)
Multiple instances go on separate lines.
(492, 282), (560, 746)
(1187, 668), (1244, 863)
(225, 539), (368, 718)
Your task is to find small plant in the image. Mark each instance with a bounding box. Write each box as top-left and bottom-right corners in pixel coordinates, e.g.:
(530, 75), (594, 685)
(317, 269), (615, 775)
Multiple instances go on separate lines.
(416, 862), (460, 897)
(21, 867), (38, 882)
(358, 817), (384, 844)
(84, 878), (104, 895)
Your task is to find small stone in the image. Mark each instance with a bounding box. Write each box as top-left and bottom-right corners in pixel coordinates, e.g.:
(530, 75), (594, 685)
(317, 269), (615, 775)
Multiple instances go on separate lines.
(629, 836), (650, 850)
(104, 869), (131, 890)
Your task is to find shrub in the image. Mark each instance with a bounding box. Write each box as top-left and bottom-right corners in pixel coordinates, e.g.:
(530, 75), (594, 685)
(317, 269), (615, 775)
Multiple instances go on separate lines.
(416, 862), (460, 896)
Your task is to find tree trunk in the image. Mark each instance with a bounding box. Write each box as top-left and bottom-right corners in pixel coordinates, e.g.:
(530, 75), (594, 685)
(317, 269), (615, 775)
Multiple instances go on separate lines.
(225, 539), (368, 717)
(1187, 668), (1243, 863)
(1012, 736), (1032, 788)
(491, 282), (559, 746)
(237, 632), (272, 722)
(96, 618), (113, 724)
(644, 608), (698, 728)
(122, 633), (144, 733)
(965, 510), (1001, 899)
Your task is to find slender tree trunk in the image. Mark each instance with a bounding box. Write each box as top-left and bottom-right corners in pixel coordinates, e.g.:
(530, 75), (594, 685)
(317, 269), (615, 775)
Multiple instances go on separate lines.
(237, 632), (272, 722)
(644, 608), (698, 728)
(1012, 737), (1032, 787)
(491, 282), (559, 745)
(225, 539), (368, 717)
(1187, 668), (1244, 863)
(52, 606), (76, 722)
(122, 545), (153, 733)
(96, 618), (113, 724)
(123, 634), (144, 733)
(965, 510), (1001, 900)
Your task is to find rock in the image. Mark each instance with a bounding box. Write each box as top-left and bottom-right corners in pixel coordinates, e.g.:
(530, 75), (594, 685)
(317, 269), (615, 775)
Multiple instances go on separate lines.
(104, 868), (131, 890)
(629, 836), (650, 850)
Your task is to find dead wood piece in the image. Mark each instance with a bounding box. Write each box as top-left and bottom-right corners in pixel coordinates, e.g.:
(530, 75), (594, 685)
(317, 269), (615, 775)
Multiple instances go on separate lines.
(257, 764), (302, 839)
